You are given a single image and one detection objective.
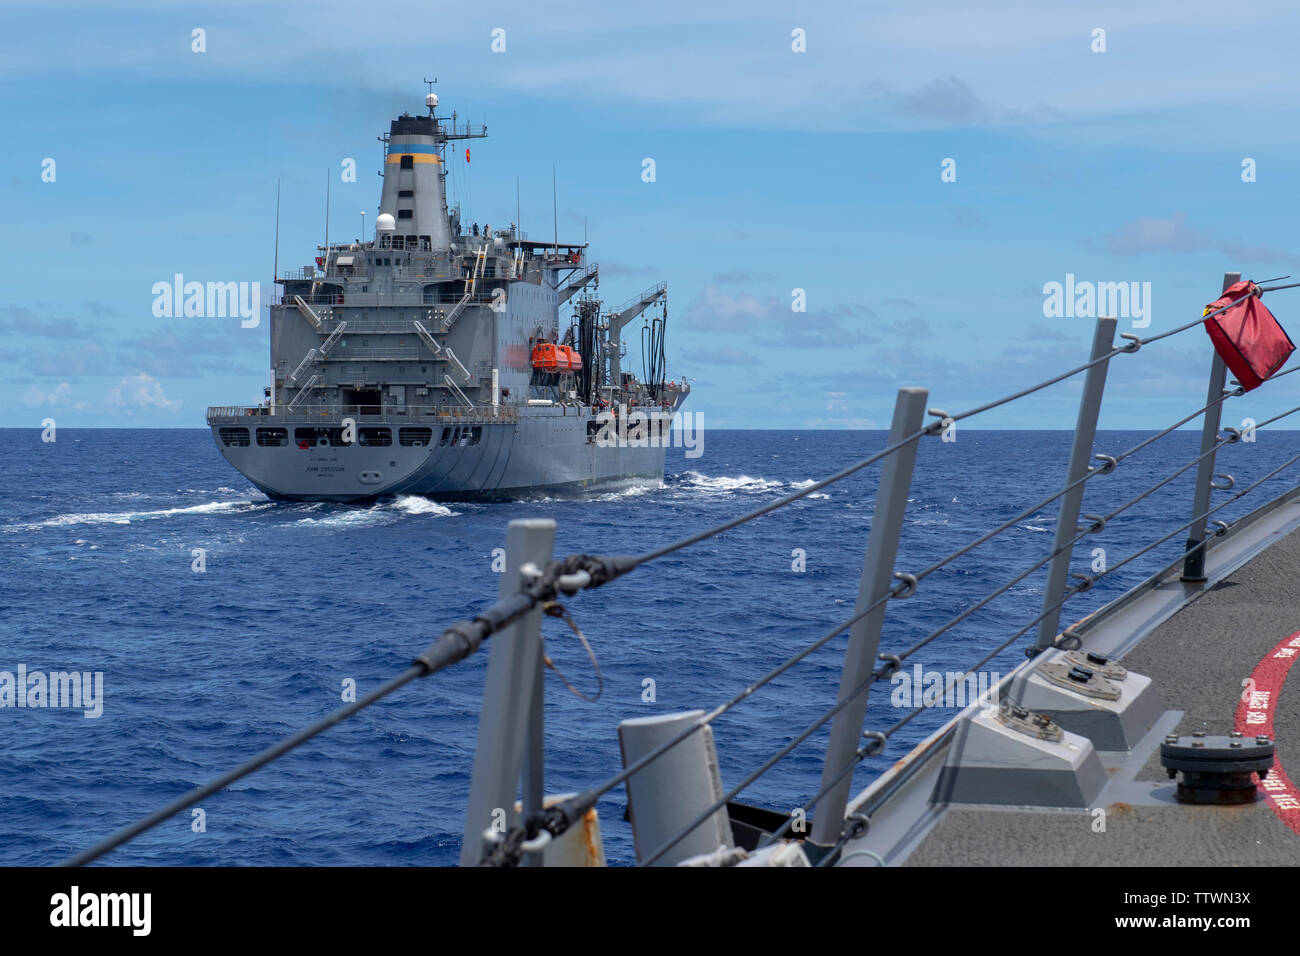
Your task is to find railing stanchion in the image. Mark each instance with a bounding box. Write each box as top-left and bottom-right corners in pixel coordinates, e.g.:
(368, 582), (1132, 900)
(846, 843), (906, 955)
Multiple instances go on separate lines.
(459, 518), (555, 866)
(522, 646), (545, 867)
(809, 386), (928, 848)
(1182, 271), (1239, 582)
(1035, 316), (1118, 650)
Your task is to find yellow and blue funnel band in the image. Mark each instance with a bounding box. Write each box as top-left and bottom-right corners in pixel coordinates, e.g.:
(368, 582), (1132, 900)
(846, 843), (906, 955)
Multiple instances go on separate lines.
(386, 142), (441, 164)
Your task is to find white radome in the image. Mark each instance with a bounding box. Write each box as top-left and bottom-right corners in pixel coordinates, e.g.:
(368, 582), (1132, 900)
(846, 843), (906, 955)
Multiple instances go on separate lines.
(426, 93), (438, 109)
(375, 213), (396, 232)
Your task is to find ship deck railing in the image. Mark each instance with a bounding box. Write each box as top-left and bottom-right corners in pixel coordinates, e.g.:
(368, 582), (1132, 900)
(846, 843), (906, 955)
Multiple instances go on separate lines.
(205, 403), (520, 425)
(73, 269), (1300, 868)
(273, 290), (518, 308)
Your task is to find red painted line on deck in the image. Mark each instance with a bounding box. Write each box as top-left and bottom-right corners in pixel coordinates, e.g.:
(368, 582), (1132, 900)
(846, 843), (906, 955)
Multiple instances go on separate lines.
(1235, 630), (1300, 834)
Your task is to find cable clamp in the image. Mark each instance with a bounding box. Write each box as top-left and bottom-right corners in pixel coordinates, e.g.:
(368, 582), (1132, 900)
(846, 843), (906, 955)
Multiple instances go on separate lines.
(1077, 513), (1106, 534)
(891, 572), (918, 600)
(876, 653), (902, 680)
(520, 830), (553, 853)
(861, 731), (888, 757)
(841, 812), (871, 842)
(1091, 454), (1118, 475)
(924, 408), (952, 436)
(1054, 628), (1084, 650)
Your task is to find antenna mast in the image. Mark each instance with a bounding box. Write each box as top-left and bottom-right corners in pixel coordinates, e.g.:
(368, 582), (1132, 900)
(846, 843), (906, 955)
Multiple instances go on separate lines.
(323, 169), (331, 273)
(423, 76), (438, 116)
(272, 179), (281, 281)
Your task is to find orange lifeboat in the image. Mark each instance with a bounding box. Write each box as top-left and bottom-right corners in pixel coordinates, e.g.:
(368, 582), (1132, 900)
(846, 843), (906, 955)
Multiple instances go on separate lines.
(558, 346), (582, 372)
(531, 343), (562, 372)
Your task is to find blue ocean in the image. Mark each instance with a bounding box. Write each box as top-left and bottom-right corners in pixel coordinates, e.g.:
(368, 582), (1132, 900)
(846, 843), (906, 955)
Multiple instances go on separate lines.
(2, 427), (1296, 865)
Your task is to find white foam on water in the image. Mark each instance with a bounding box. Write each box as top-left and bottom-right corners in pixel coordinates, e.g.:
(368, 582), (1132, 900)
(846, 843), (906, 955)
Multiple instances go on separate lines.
(675, 471), (786, 493)
(293, 507), (392, 529)
(4, 499), (272, 532)
(789, 479), (831, 500)
(594, 481), (661, 501)
(389, 495), (458, 517)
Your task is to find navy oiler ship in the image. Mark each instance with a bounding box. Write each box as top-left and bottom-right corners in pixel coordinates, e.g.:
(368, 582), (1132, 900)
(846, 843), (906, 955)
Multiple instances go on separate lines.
(208, 91), (688, 502)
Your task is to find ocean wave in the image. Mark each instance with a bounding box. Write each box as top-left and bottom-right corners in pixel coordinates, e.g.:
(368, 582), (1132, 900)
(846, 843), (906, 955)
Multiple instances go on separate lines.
(789, 479), (831, 500)
(292, 509), (392, 529)
(674, 471), (787, 493)
(594, 482), (660, 501)
(3, 499), (273, 532)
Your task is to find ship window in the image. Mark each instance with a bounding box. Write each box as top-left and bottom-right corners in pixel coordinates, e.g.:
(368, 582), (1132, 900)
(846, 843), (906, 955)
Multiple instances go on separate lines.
(398, 189), (414, 198)
(398, 210), (413, 220)
(438, 427), (452, 447)
(358, 427), (392, 446)
(400, 155), (413, 169)
(219, 427), (250, 447)
(401, 427), (434, 447)
(470, 426), (482, 446)
(256, 427), (288, 447)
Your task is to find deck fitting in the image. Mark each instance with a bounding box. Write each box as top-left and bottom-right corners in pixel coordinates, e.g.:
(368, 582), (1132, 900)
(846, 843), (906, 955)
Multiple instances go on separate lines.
(1006, 648), (1161, 751)
(1160, 733), (1275, 805)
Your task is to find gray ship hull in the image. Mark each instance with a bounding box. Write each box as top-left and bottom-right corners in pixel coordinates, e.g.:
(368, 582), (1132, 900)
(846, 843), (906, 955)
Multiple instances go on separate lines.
(210, 406), (674, 502)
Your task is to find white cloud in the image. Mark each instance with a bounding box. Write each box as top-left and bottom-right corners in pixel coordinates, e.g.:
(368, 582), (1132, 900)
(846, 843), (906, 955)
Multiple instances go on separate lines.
(683, 285), (779, 333)
(106, 373), (181, 412)
(1095, 212), (1300, 264)
(23, 382), (77, 408)
(9, 0), (1300, 135)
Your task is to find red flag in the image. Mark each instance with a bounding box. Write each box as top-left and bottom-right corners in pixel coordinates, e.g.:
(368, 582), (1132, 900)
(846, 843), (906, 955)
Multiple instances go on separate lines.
(465, 147), (471, 163)
(1203, 280), (1295, 391)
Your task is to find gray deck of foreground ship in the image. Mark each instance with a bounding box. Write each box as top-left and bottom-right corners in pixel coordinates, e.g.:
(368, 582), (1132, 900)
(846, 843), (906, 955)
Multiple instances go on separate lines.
(893, 499), (1300, 867)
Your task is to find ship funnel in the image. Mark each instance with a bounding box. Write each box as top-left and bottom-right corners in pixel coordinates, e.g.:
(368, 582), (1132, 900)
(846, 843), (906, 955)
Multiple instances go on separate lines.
(378, 112), (452, 252)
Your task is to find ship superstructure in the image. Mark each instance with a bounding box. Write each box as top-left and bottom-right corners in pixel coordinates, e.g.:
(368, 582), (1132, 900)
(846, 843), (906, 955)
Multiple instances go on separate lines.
(208, 91), (688, 502)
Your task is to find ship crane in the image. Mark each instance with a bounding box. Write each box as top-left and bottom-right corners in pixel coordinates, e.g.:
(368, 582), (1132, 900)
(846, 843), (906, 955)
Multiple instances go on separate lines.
(557, 262), (599, 305)
(605, 282), (667, 398)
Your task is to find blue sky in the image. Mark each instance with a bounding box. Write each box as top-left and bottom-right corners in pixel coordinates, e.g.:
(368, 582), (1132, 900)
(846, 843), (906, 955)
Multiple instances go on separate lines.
(5, 0), (1300, 428)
